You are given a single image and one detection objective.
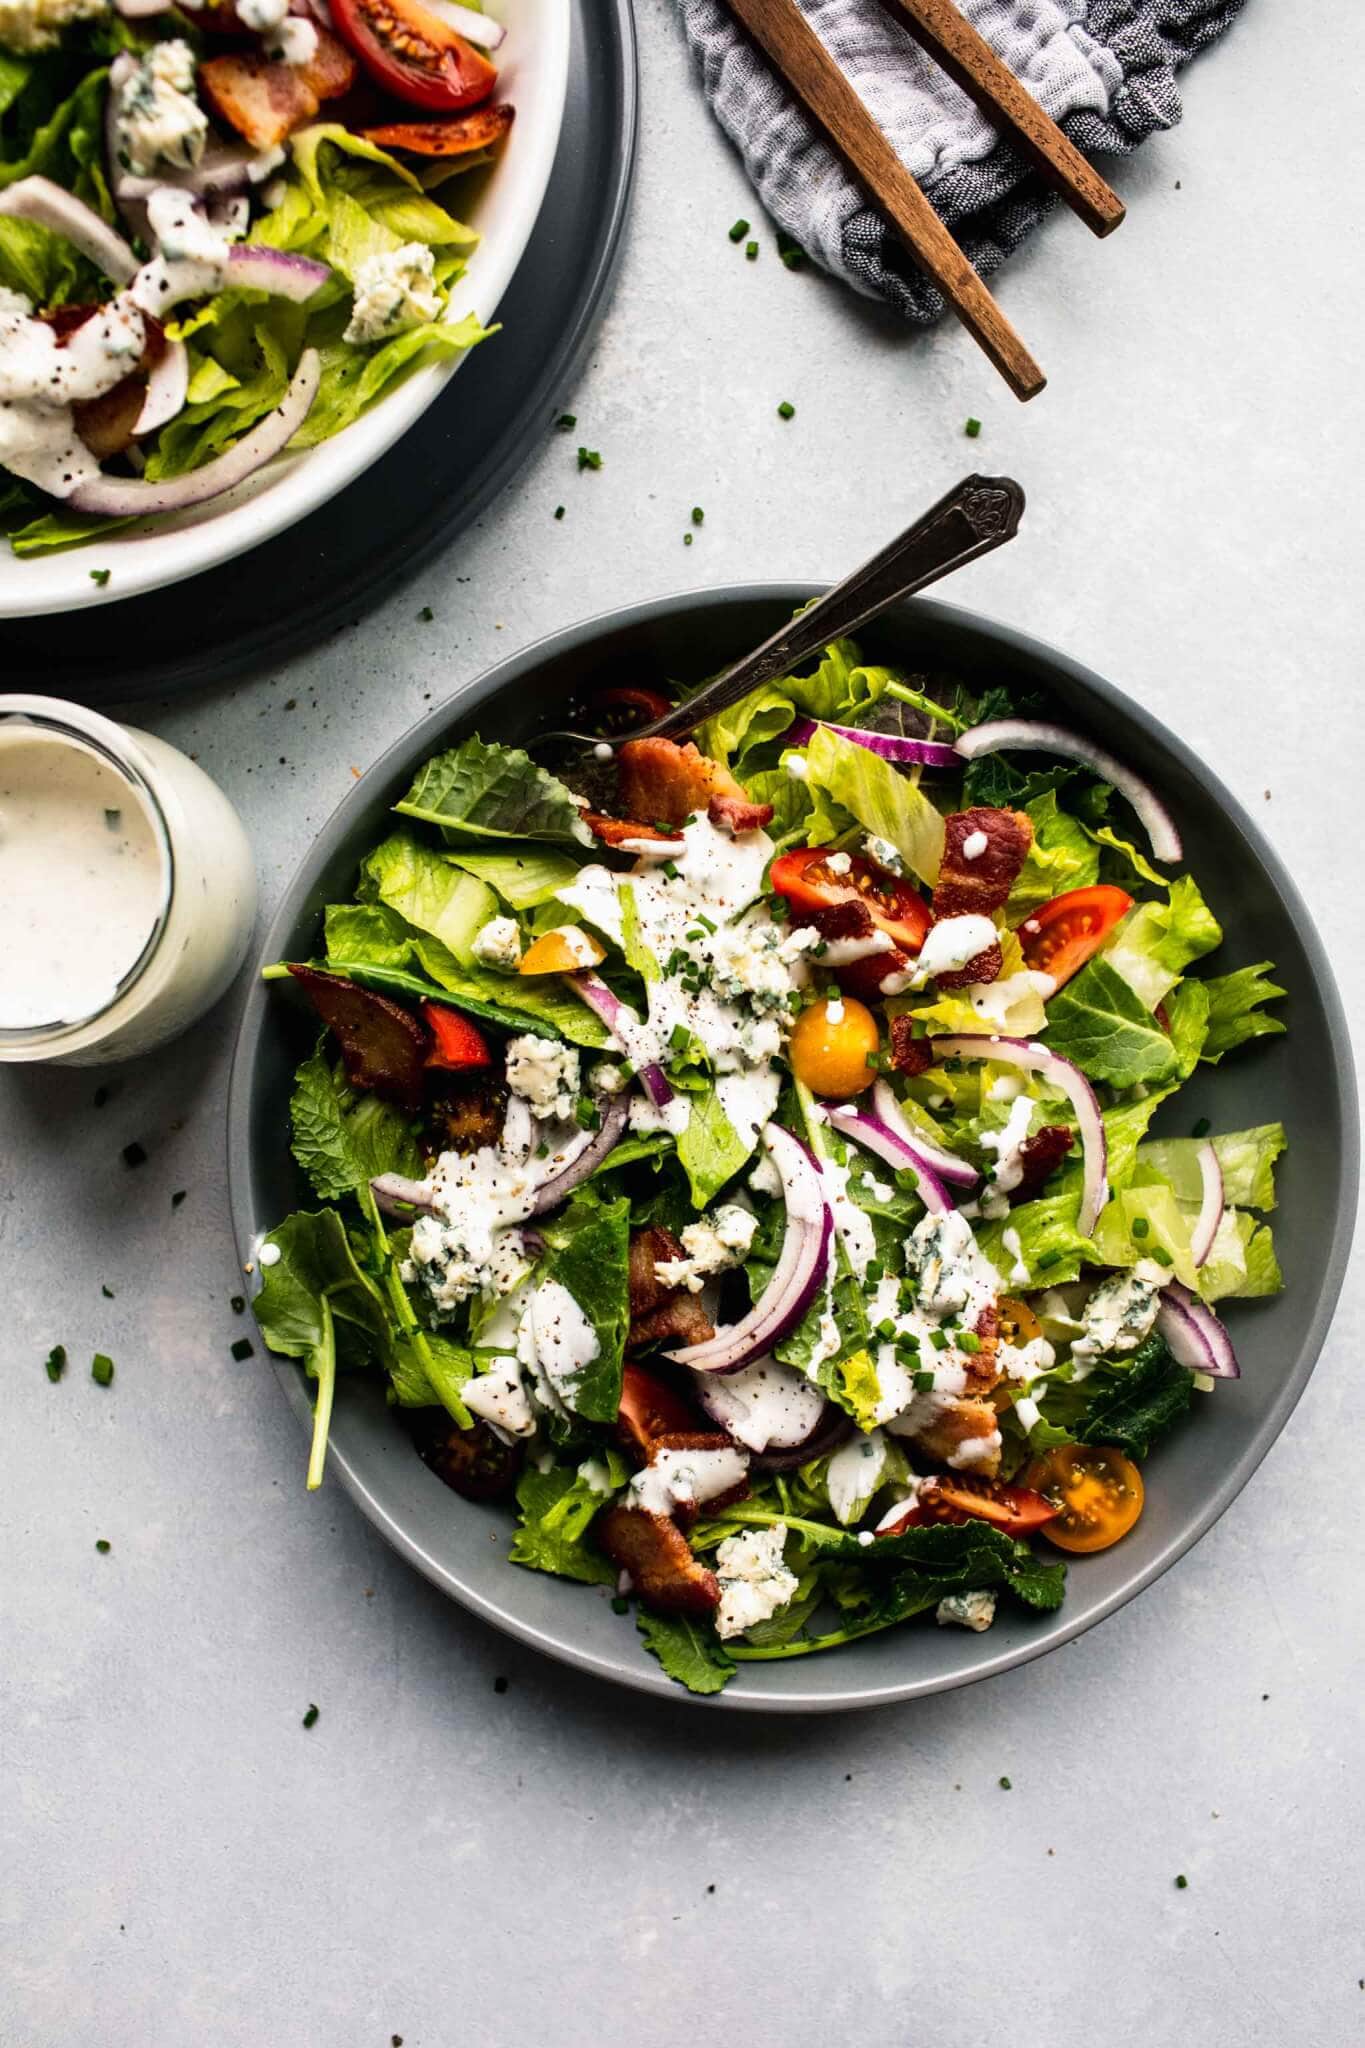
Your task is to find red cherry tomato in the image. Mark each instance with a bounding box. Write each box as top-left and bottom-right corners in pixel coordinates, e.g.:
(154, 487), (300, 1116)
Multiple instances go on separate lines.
(768, 846), (932, 956)
(421, 1001), (492, 1072)
(363, 103), (514, 156)
(588, 685), (674, 737)
(1018, 884), (1132, 989)
(879, 1474), (1060, 1539)
(616, 1363), (699, 1457)
(329, 0), (497, 112)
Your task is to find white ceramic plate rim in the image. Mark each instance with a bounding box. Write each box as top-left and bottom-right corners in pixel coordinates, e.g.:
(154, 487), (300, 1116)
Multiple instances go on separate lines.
(0, 0), (570, 619)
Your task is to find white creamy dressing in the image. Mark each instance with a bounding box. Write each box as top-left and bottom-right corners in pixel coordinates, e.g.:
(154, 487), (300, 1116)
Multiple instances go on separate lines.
(519, 1279), (599, 1410)
(826, 1428), (890, 1525)
(132, 189), (236, 320)
(996, 1332), (1057, 1437)
(0, 730), (166, 1030)
(694, 1357), (825, 1453)
(911, 913), (998, 983)
(461, 1352), (536, 1438)
(627, 1443), (749, 1518)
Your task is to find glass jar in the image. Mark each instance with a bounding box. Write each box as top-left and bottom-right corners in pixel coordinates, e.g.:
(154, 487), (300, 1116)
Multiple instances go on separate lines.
(0, 695), (257, 1065)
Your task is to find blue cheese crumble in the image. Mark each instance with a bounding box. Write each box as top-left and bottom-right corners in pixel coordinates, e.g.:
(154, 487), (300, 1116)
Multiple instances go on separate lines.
(504, 1034), (580, 1121)
(713, 1523), (799, 1640)
(344, 243), (443, 346)
(113, 41), (207, 178)
(0, 0), (105, 54)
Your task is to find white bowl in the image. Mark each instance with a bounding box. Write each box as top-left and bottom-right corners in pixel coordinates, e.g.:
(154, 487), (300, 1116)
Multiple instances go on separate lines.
(0, 0), (570, 619)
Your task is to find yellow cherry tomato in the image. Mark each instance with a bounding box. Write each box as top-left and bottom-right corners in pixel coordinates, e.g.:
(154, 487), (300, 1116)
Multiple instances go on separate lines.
(518, 926), (605, 975)
(997, 1295), (1044, 1346)
(788, 994), (880, 1099)
(1023, 1443), (1145, 1554)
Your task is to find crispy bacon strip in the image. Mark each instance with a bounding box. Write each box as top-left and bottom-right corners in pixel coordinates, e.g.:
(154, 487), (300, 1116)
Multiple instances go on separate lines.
(934, 938), (1003, 991)
(899, 1397), (1002, 1479)
(1011, 1124), (1074, 1202)
(581, 811), (678, 850)
(200, 30), (355, 150)
(888, 1014), (932, 1076)
(932, 807), (1032, 921)
(965, 1304), (1002, 1394)
(627, 1226), (716, 1353)
(287, 965), (429, 1110)
(616, 737), (773, 836)
(596, 1505), (720, 1616)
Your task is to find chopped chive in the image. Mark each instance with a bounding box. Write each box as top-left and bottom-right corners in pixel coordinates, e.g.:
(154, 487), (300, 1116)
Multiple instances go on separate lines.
(1131, 1216), (1150, 1239)
(777, 232), (803, 270)
(669, 1024), (691, 1052)
(661, 860), (679, 879)
(90, 568), (111, 587)
(230, 1337), (254, 1362)
(577, 446), (602, 471)
(998, 1775), (1012, 1790)
(958, 1331), (983, 1354)
(45, 1344), (66, 1383)
(101, 1284), (114, 1299)
(230, 1295), (246, 1315)
(914, 1369), (935, 1392)
(1150, 1245), (1173, 1267)
(104, 808), (121, 831)
(728, 218), (750, 243)
(574, 1098), (601, 1132)
(556, 412), (577, 430)
(1174, 1873), (1188, 1889)
(121, 1141), (147, 1169)
(965, 417), (982, 438)
(876, 1319), (897, 1340)
(1038, 1249), (1065, 1270)
(91, 1353), (114, 1387)
(745, 239), (758, 260)
(1191, 1116), (1211, 1138)
(554, 505), (565, 520)
(302, 1704), (319, 1729)
(691, 506), (704, 526)
(929, 1329), (950, 1351)
(418, 605), (434, 622)
(610, 1594), (630, 1615)
(683, 532), (693, 546)
(866, 1260), (883, 1286)
(777, 400), (795, 420)
(171, 1189), (187, 1208)
(95, 1539), (111, 1554)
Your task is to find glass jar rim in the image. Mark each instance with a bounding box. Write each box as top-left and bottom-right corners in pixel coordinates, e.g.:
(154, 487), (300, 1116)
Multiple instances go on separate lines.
(0, 698), (176, 1048)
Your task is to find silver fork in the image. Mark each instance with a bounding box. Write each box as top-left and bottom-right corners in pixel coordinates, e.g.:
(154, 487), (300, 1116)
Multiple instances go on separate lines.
(537, 473), (1024, 757)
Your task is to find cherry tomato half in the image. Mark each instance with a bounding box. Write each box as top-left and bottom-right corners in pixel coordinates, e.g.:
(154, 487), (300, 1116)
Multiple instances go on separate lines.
(769, 846), (932, 956)
(421, 1000), (492, 1072)
(997, 1294), (1044, 1346)
(788, 993), (879, 1099)
(363, 103), (514, 155)
(879, 1474), (1059, 1539)
(1023, 1443), (1145, 1553)
(588, 685), (674, 737)
(418, 1418), (523, 1501)
(616, 1363), (699, 1457)
(1018, 884), (1132, 989)
(329, 0), (497, 113)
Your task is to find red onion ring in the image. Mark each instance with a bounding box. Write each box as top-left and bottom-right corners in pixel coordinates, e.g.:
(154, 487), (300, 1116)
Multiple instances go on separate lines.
(750, 1403), (853, 1471)
(1155, 1281), (1240, 1379)
(370, 1173), (439, 1217)
(67, 348), (319, 517)
(421, 0), (507, 46)
(568, 971), (673, 1108)
(927, 1035), (1109, 1235)
(134, 340), (188, 436)
(954, 719), (1183, 863)
(226, 244), (331, 301)
(786, 715), (960, 769)
(0, 176), (136, 285)
(692, 1357), (828, 1453)
(826, 1099), (955, 1216)
(1189, 1140), (1224, 1269)
(530, 1093), (630, 1214)
(667, 1125), (832, 1374)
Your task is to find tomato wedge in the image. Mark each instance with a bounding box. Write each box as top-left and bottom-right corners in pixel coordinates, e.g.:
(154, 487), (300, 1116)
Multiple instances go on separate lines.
(880, 1474), (1059, 1539)
(589, 684), (674, 737)
(364, 102), (514, 155)
(1018, 884), (1132, 989)
(421, 1001), (492, 1072)
(329, 0), (496, 112)
(616, 1363), (698, 1458)
(768, 846), (932, 955)
(1023, 1444), (1144, 1553)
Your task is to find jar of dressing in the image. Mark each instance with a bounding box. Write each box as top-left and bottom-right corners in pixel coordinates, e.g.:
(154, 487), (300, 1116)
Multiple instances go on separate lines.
(0, 696), (256, 1065)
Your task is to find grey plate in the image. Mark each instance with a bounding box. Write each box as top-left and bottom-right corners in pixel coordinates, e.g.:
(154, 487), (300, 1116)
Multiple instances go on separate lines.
(226, 587), (1359, 1712)
(0, 0), (637, 704)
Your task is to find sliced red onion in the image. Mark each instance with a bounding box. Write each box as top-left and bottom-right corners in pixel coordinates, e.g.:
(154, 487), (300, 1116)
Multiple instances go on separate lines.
(667, 1125), (832, 1374)
(569, 971), (672, 1108)
(116, 144), (262, 207)
(1155, 1281), (1240, 1379)
(0, 176), (136, 285)
(1190, 1140), (1224, 1269)
(421, 0), (507, 46)
(692, 1357), (828, 1453)
(529, 1093), (630, 1214)
(67, 348), (319, 517)
(954, 719), (1183, 863)
(826, 1100), (954, 1216)
(872, 1078), (977, 1187)
(226, 244), (330, 301)
(751, 1404), (853, 1471)
(786, 715), (959, 769)
(134, 339), (188, 436)
(927, 1035), (1109, 1234)
(370, 1172), (439, 1217)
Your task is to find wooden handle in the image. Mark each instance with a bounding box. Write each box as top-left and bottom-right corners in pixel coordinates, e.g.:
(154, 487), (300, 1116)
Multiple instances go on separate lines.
(886, 0), (1125, 237)
(724, 0), (1045, 401)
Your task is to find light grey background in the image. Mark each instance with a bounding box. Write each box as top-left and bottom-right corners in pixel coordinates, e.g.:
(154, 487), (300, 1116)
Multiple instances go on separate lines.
(4, 1), (1362, 2041)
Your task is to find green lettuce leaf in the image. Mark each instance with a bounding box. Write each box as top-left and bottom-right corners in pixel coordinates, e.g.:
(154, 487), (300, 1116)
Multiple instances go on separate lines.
(289, 1041), (423, 1202)
(1085, 821), (1171, 891)
(1139, 1123), (1286, 1212)
(1075, 1334), (1193, 1457)
(675, 1086), (751, 1208)
(1043, 958), (1182, 1087)
(1200, 962), (1287, 1062)
(360, 830), (496, 963)
(976, 1191), (1095, 1288)
(396, 734), (592, 846)
(1100, 876), (1223, 1010)
(509, 1461), (623, 1586)
(1195, 1207), (1282, 1301)
(798, 722), (945, 885)
(636, 1609), (735, 1694)
(1089, 1182), (1199, 1287)
(694, 684), (795, 770)
(533, 1193), (631, 1422)
(446, 847), (584, 910)
(387, 1329), (477, 1413)
(1007, 790), (1099, 916)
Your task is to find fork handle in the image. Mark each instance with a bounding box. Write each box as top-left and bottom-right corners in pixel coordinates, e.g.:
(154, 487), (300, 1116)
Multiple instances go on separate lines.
(645, 474), (1025, 743)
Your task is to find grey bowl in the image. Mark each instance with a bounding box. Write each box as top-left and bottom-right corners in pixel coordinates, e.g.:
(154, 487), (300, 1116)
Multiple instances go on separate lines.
(226, 587), (1359, 1712)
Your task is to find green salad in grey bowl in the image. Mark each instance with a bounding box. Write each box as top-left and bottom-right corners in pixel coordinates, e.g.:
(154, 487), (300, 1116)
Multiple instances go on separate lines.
(226, 589), (1357, 1710)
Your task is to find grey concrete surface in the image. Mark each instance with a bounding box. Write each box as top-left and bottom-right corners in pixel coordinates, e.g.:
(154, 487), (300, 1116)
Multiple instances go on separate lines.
(4, 2), (1363, 2042)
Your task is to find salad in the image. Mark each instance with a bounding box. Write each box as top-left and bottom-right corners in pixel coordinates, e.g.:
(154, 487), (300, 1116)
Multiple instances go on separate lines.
(253, 644), (1288, 1695)
(0, 0), (511, 557)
